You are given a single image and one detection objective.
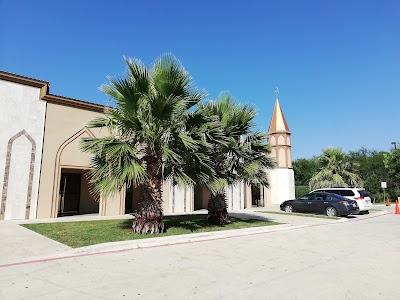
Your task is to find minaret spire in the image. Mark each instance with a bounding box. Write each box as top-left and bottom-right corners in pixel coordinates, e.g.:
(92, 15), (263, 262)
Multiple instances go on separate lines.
(264, 88), (295, 206)
(268, 88), (292, 168)
(268, 89), (290, 134)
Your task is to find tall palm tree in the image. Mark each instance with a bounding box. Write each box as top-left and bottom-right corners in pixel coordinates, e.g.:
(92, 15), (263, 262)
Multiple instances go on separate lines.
(81, 54), (219, 234)
(198, 93), (275, 225)
(309, 148), (362, 190)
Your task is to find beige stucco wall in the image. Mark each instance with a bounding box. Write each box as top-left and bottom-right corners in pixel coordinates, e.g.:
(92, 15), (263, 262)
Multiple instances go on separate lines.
(102, 192), (124, 216)
(59, 135), (94, 167)
(244, 185), (252, 209)
(162, 181), (170, 212)
(36, 102), (123, 218)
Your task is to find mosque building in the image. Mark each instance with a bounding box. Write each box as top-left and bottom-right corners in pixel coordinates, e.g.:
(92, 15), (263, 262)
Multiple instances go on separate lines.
(0, 71), (295, 220)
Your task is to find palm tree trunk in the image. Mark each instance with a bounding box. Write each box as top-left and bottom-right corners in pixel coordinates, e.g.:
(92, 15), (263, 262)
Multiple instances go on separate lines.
(207, 191), (231, 225)
(132, 156), (165, 234)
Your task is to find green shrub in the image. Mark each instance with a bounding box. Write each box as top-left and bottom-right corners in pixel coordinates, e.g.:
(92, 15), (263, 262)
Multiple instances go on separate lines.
(295, 185), (309, 198)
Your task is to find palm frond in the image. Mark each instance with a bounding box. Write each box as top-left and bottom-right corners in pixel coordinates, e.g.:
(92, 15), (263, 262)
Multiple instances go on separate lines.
(82, 54), (214, 198)
(309, 147), (362, 190)
(81, 136), (147, 197)
(197, 92), (274, 194)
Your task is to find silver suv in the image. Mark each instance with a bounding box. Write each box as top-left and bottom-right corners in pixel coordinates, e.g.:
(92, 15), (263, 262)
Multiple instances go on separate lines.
(311, 187), (372, 214)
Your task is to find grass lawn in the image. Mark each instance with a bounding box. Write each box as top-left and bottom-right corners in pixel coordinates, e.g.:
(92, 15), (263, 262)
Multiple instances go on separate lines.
(22, 215), (280, 248)
(257, 211), (340, 220)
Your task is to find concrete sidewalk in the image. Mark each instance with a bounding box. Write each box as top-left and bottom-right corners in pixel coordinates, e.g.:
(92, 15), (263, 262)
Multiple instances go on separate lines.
(0, 207), (387, 269)
(0, 221), (70, 265)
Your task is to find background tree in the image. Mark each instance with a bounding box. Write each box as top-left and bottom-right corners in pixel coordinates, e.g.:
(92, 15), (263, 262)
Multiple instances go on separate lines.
(81, 54), (217, 234)
(349, 148), (387, 201)
(309, 148), (362, 190)
(384, 148), (400, 200)
(198, 94), (275, 225)
(293, 157), (320, 196)
(293, 147), (393, 201)
(292, 157), (320, 186)
(348, 148), (386, 181)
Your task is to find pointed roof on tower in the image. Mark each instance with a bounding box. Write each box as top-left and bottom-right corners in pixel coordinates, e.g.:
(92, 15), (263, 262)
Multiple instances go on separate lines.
(268, 88), (290, 133)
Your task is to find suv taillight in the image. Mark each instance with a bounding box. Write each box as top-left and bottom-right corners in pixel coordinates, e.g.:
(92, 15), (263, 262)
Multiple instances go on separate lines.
(354, 195), (364, 200)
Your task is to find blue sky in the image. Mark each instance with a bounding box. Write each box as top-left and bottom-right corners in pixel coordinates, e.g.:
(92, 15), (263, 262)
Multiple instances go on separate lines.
(1, 0), (399, 159)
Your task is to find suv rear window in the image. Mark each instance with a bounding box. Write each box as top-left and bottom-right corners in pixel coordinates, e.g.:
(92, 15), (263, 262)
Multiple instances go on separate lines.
(337, 190), (354, 196)
(315, 189), (356, 197)
(325, 189), (337, 194)
(324, 190), (340, 195)
(358, 190), (369, 197)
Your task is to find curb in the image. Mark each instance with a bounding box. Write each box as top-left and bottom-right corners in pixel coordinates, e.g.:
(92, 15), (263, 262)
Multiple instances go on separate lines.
(0, 223), (298, 268)
(0, 210), (389, 269)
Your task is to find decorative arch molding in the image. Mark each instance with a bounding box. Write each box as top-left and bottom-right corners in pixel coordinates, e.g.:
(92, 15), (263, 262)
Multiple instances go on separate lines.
(286, 135), (291, 146)
(271, 148), (276, 160)
(278, 147), (287, 168)
(1, 130), (36, 220)
(287, 148), (292, 168)
(277, 135), (285, 145)
(50, 127), (96, 218)
(269, 136), (276, 146)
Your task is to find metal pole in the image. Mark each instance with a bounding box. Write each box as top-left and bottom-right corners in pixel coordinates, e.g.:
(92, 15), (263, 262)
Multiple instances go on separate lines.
(383, 188), (386, 204)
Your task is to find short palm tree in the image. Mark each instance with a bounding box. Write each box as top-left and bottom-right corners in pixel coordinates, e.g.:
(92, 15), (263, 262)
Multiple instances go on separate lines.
(198, 93), (275, 225)
(309, 148), (362, 190)
(81, 54), (219, 234)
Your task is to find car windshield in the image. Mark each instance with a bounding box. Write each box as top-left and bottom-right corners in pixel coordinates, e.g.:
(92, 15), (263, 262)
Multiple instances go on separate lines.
(358, 190), (369, 197)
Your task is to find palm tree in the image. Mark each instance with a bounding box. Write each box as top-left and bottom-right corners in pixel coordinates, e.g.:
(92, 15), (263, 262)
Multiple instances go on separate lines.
(81, 54), (219, 234)
(198, 93), (275, 225)
(309, 148), (362, 190)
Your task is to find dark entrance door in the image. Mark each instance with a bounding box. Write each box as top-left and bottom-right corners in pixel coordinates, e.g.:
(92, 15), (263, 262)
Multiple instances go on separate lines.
(251, 185), (261, 207)
(125, 186), (133, 214)
(59, 172), (81, 216)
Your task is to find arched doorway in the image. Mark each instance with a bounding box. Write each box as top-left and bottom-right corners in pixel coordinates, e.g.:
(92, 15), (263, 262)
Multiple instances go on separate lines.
(53, 128), (100, 217)
(58, 168), (99, 216)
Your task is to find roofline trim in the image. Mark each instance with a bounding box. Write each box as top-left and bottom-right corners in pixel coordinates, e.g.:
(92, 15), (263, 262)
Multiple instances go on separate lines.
(0, 70), (49, 87)
(0, 71), (49, 98)
(43, 94), (106, 113)
(1, 70), (107, 113)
